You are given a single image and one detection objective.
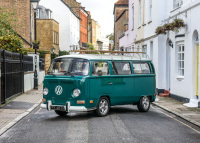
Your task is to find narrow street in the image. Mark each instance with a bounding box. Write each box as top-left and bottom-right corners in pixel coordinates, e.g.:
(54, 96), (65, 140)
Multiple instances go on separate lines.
(0, 105), (200, 143)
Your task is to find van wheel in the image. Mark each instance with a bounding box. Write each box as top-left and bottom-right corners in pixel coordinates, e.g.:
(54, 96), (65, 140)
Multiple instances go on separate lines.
(96, 97), (110, 117)
(55, 110), (68, 116)
(137, 96), (150, 112)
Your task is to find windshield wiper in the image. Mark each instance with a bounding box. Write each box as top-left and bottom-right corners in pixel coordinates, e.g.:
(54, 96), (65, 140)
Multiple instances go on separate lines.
(64, 71), (74, 77)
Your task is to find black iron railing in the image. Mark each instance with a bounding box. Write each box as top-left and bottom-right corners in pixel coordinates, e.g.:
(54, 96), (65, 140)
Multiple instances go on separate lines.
(0, 50), (35, 104)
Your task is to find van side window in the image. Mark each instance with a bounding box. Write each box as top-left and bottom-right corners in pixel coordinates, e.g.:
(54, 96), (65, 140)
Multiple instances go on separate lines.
(112, 62), (132, 75)
(92, 62), (109, 76)
(133, 62), (151, 74)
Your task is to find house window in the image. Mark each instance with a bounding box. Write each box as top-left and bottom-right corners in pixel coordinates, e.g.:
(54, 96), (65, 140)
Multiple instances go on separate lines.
(149, 0), (152, 21)
(132, 5), (134, 29)
(137, 45), (140, 52)
(177, 45), (184, 76)
(150, 41), (153, 60)
(36, 9), (40, 18)
(173, 0), (180, 9)
(142, 45), (147, 58)
(139, 0), (141, 27)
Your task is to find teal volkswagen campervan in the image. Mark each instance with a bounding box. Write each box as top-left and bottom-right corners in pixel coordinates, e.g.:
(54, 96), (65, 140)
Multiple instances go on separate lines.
(40, 54), (156, 117)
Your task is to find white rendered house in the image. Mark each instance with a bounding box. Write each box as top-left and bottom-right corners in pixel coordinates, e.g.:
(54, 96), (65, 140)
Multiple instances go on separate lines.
(39, 0), (80, 51)
(143, 0), (168, 94)
(158, 0), (200, 107)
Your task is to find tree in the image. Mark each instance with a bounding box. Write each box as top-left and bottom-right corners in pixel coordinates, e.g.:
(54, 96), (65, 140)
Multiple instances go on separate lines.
(0, 7), (17, 36)
(86, 43), (99, 54)
(0, 7), (28, 54)
(106, 33), (114, 41)
(87, 43), (95, 50)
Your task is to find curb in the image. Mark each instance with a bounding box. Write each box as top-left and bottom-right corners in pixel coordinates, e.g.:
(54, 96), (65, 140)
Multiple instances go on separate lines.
(152, 102), (200, 128)
(0, 102), (41, 136)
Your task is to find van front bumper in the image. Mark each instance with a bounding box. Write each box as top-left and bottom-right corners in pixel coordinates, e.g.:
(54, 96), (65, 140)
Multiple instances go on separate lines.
(40, 101), (94, 112)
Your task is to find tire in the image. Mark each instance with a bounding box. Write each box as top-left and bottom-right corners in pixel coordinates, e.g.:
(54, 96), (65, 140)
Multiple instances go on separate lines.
(95, 97), (110, 117)
(137, 96), (150, 112)
(55, 110), (68, 116)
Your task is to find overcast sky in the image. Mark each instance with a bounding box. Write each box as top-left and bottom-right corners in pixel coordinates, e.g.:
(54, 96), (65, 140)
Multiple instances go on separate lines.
(76, 0), (118, 37)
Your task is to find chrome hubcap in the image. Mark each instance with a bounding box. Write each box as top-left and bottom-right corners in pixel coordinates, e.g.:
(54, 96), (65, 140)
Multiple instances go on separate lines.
(142, 96), (150, 110)
(99, 99), (108, 114)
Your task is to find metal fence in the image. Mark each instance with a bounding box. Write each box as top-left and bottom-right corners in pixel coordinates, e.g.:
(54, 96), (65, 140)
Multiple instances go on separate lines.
(24, 55), (33, 72)
(0, 50), (34, 104)
(39, 58), (45, 71)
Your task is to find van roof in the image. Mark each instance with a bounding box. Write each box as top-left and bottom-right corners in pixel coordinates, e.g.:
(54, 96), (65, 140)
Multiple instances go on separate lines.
(56, 54), (150, 61)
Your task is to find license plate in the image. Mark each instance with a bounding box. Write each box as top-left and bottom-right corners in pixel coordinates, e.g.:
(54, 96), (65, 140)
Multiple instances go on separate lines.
(51, 106), (65, 111)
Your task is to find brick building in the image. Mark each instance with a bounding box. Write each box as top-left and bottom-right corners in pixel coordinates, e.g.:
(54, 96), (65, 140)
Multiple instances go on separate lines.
(36, 19), (59, 55)
(80, 7), (89, 49)
(36, 5), (59, 55)
(0, 0), (35, 49)
(113, 0), (128, 50)
(88, 19), (97, 46)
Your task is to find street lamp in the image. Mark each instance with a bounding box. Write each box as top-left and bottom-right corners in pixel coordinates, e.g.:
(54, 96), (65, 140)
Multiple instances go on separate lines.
(52, 47), (55, 53)
(168, 39), (173, 48)
(31, 0), (40, 90)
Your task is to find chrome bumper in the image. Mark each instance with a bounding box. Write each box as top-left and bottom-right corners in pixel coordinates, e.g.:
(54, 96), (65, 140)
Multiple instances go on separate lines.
(40, 101), (88, 112)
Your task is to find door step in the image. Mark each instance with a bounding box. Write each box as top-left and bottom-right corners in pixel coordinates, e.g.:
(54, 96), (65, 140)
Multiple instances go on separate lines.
(183, 99), (200, 108)
(159, 90), (169, 97)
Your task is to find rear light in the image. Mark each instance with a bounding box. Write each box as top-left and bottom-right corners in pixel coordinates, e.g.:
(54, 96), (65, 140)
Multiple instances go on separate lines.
(154, 94), (157, 97)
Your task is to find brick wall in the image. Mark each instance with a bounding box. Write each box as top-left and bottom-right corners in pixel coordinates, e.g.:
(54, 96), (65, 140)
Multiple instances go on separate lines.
(45, 53), (51, 74)
(80, 10), (88, 47)
(0, 0), (33, 48)
(114, 7), (129, 49)
(36, 19), (59, 55)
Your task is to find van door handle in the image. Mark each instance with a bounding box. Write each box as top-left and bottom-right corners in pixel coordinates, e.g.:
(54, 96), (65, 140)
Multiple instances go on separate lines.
(108, 82), (113, 85)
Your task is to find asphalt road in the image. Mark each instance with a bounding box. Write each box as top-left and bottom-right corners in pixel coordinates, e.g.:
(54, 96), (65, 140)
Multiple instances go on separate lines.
(0, 105), (200, 143)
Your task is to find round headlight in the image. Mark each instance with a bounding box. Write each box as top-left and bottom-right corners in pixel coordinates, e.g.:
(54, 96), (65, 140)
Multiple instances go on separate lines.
(43, 88), (49, 95)
(73, 89), (81, 97)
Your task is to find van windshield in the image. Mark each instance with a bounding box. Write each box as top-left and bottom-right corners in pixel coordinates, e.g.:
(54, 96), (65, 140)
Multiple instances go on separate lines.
(48, 58), (89, 76)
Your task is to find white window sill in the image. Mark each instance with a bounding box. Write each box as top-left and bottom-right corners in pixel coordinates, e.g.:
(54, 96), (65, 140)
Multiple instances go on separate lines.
(170, 6), (181, 13)
(176, 76), (184, 81)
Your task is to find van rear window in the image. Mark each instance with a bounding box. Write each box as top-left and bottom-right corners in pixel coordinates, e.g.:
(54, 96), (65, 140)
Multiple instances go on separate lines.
(133, 63), (151, 74)
(112, 62), (131, 75)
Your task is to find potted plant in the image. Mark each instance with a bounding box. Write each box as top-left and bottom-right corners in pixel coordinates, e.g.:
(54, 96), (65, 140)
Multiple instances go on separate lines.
(33, 40), (40, 49)
(155, 19), (185, 35)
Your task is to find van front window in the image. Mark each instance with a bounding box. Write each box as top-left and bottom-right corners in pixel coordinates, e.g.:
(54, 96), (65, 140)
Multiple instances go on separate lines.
(48, 58), (89, 76)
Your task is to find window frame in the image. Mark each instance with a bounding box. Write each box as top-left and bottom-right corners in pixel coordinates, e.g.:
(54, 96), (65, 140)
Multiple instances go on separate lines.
(112, 61), (132, 75)
(149, 0), (152, 21)
(132, 62), (151, 75)
(177, 44), (184, 77)
(142, 45), (147, 58)
(132, 4), (135, 30)
(139, 0), (142, 27)
(173, 0), (180, 10)
(92, 61), (110, 76)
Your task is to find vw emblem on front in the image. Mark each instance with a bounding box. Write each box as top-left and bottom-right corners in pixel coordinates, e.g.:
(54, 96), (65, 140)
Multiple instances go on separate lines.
(55, 85), (63, 95)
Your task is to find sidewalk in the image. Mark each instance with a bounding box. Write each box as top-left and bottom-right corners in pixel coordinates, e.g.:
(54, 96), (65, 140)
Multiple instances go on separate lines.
(153, 96), (200, 127)
(0, 84), (43, 136)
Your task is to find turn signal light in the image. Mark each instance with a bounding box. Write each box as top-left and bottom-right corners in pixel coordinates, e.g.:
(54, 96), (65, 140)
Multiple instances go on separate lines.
(90, 100), (93, 104)
(77, 100), (85, 104)
(42, 98), (46, 103)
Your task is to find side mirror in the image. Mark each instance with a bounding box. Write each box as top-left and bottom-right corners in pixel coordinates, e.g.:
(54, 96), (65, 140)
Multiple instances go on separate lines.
(97, 70), (103, 76)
